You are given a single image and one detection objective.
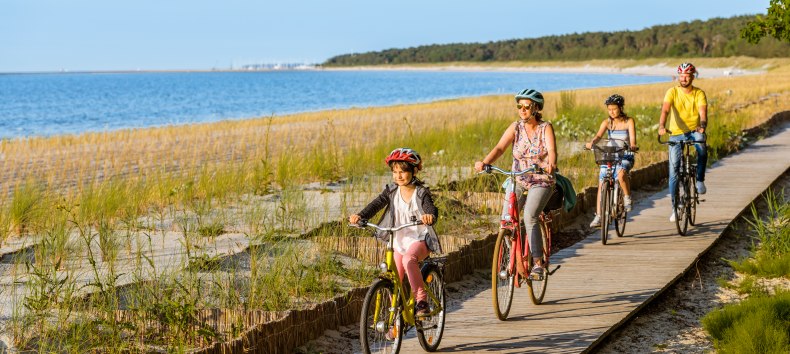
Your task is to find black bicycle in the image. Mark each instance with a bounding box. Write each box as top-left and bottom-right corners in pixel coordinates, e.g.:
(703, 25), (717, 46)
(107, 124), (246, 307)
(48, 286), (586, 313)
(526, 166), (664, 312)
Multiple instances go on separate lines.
(659, 132), (706, 236)
(587, 138), (631, 244)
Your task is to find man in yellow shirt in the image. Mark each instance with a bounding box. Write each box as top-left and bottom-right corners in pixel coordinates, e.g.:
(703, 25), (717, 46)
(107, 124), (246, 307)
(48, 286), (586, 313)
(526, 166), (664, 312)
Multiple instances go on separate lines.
(658, 62), (708, 222)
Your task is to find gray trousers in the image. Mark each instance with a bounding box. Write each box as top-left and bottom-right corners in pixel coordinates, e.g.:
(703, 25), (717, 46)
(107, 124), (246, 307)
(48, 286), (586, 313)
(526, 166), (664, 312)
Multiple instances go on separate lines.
(512, 184), (552, 260)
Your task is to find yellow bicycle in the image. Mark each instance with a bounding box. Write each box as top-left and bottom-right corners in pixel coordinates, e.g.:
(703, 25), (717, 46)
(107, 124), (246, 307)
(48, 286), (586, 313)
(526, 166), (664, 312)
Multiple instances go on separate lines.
(351, 218), (447, 353)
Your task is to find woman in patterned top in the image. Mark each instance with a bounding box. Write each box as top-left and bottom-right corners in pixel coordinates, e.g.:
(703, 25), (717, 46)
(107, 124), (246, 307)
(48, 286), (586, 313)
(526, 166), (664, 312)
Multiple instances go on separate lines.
(474, 88), (557, 278)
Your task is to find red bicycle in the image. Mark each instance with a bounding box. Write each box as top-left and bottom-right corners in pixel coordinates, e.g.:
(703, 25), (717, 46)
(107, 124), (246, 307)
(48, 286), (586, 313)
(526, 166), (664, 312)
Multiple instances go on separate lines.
(480, 164), (561, 320)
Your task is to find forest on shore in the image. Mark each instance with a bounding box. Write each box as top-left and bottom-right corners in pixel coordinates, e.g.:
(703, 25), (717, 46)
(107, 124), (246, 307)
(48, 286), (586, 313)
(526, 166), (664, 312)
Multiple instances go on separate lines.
(323, 15), (790, 66)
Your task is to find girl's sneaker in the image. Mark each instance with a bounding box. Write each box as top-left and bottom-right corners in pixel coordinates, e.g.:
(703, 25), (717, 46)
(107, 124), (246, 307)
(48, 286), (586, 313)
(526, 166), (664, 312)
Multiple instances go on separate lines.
(415, 301), (430, 316)
(624, 195), (632, 212)
(589, 214), (601, 228)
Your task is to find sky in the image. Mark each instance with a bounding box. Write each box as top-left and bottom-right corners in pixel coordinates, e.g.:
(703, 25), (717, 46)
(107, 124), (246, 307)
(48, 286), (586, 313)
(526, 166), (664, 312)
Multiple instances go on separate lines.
(0, 0), (772, 72)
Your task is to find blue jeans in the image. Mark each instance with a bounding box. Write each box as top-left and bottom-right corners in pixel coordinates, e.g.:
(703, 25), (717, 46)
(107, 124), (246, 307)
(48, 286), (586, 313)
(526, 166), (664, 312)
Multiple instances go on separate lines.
(669, 131), (707, 206)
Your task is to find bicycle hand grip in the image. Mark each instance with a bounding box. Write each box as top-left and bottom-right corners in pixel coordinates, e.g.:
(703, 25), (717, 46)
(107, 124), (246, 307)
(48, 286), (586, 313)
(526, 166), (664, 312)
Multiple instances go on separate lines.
(348, 219), (368, 228)
(483, 163), (492, 174)
(657, 133), (671, 145)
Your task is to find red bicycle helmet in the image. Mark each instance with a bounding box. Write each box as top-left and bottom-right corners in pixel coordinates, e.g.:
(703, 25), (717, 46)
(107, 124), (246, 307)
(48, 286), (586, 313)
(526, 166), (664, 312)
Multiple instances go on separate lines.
(385, 148), (423, 171)
(677, 62), (697, 75)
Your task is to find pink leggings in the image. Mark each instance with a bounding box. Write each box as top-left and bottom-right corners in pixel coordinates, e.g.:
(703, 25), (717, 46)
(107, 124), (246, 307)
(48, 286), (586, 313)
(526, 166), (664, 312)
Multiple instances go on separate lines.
(394, 241), (430, 302)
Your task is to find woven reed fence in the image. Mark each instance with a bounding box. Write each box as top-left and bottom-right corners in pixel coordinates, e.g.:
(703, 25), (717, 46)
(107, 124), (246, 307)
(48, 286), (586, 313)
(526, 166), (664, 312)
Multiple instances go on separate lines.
(185, 233), (497, 354)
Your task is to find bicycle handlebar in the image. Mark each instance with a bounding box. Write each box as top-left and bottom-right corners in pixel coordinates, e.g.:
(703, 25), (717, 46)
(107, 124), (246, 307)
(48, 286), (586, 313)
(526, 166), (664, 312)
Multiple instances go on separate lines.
(583, 145), (638, 153)
(349, 219), (424, 232)
(657, 131), (706, 146)
(477, 164), (544, 176)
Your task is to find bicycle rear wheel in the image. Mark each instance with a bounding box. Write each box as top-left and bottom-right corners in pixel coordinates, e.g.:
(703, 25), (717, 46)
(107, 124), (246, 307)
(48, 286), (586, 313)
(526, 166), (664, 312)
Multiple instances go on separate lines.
(674, 178), (689, 236)
(688, 174), (697, 226)
(527, 221), (549, 304)
(491, 228), (515, 320)
(614, 184), (627, 237)
(416, 268), (445, 352)
(360, 279), (402, 354)
(600, 181), (611, 245)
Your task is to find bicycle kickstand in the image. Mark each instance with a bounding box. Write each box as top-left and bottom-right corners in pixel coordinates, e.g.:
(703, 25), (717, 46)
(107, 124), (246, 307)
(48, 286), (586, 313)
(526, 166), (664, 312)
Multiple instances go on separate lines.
(548, 264), (561, 275)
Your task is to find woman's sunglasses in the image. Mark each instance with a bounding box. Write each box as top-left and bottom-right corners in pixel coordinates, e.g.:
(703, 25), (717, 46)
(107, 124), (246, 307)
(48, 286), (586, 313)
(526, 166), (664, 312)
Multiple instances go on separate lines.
(517, 103), (533, 110)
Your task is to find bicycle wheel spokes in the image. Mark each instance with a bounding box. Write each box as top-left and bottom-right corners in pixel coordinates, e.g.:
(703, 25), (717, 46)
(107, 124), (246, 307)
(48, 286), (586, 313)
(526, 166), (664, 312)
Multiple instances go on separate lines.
(491, 228), (515, 320)
(416, 269), (445, 352)
(674, 178), (689, 236)
(361, 280), (402, 354)
(614, 185), (627, 237)
(527, 222), (549, 304)
(600, 181), (610, 245)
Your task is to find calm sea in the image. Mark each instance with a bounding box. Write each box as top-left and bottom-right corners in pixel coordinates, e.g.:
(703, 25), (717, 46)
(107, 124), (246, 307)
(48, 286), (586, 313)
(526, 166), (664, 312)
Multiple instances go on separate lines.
(0, 70), (668, 139)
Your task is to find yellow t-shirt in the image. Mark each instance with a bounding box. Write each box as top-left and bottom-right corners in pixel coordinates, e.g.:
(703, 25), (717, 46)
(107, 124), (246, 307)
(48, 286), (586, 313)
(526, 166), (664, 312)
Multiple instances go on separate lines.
(664, 86), (707, 135)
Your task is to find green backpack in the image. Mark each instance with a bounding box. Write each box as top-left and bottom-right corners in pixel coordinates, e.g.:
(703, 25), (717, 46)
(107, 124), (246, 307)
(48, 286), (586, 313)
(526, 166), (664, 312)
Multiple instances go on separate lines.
(554, 173), (577, 212)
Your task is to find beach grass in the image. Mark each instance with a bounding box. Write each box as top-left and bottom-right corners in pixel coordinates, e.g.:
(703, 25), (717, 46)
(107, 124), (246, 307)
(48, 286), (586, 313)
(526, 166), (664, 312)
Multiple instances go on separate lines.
(1, 57), (789, 351)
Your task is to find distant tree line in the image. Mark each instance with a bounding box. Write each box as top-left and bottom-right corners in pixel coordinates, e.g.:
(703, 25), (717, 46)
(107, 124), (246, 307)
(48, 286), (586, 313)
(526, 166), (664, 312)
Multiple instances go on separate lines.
(323, 15), (790, 66)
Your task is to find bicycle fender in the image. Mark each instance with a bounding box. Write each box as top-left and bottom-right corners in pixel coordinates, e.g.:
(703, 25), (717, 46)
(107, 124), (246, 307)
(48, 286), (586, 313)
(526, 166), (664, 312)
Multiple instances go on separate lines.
(420, 262), (443, 279)
(372, 277), (395, 288)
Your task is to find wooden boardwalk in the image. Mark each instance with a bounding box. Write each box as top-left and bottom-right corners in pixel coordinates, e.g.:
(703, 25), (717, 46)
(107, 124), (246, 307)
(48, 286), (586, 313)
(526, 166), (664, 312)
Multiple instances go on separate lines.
(398, 122), (790, 353)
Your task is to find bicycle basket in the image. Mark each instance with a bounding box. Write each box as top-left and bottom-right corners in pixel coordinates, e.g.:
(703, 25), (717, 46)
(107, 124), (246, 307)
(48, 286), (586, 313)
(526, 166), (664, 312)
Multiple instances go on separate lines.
(593, 139), (627, 165)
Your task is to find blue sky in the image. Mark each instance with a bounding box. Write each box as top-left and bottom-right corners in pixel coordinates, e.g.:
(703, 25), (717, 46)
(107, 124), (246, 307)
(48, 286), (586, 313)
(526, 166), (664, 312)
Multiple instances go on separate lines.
(0, 0), (771, 72)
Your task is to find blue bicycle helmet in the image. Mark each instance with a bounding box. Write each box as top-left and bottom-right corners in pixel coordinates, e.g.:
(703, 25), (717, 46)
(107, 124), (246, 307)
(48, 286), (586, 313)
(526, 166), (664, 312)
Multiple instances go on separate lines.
(514, 88), (544, 110)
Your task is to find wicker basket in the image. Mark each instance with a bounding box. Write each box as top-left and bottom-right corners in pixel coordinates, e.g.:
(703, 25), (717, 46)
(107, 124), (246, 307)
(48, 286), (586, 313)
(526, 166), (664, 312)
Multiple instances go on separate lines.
(593, 139), (627, 165)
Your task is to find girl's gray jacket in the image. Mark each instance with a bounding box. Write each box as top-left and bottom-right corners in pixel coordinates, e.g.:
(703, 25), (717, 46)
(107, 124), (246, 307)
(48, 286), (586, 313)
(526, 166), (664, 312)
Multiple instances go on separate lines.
(357, 183), (443, 254)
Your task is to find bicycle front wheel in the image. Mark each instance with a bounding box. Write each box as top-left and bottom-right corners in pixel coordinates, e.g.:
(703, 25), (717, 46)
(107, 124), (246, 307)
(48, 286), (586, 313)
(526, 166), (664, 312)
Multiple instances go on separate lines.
(416, 268), (445, 352)
(674, 178), (689, 236)
(491, 228), (515, 320)
(614, 185), (627, 237)
(600, 181), (611, 245)
(360, 279), (403, 354)
(527, 221), (549, 304)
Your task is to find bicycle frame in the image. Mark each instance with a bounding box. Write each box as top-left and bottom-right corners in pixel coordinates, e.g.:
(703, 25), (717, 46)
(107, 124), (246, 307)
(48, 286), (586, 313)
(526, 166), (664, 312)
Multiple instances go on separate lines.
(601, 160), (618, 216)
(354, 220), (444, 327)
(482, 165), (557, 285)
(588, 139), (630, 243)
(658, 133), (706, 204)
(659, 132), (706, 235)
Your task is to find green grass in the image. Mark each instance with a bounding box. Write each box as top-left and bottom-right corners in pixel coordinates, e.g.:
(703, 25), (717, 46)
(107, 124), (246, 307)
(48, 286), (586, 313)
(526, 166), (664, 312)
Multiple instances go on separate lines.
(702, 187), (790, 353)
(731, 189), (790, 278)
(702, 290), (790, 354)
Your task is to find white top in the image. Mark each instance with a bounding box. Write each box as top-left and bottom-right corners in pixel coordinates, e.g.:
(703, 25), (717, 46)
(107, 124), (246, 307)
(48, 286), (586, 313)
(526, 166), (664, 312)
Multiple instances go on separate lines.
(393, 186), (427, 254)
